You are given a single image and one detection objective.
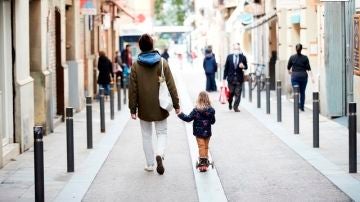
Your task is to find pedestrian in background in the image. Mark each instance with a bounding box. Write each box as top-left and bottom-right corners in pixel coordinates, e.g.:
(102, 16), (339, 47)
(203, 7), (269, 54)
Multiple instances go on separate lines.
(161, 48), (170, 61)
(203, 48), (217, 92)
(178, 91), (216, 172)
(129, 34), (180, 175)
(97, 51), (113, 97)
(287, 43), (314, 111)
(121, 44), (133, 88)
(114, 50), (123, 85)
(223, 43), (248, 112)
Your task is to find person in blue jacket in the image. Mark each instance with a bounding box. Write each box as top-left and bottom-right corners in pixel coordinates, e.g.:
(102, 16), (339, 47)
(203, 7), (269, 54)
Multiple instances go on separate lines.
(203, 48), (218, 92)
(178, 91), (216, 172)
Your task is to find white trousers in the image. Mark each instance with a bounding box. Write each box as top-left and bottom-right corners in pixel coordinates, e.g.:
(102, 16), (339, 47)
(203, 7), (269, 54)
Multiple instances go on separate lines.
(140, 119), (167, 166)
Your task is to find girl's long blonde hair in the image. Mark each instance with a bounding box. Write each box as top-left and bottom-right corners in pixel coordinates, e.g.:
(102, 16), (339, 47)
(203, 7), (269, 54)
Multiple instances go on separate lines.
(196, 91), (212, 110)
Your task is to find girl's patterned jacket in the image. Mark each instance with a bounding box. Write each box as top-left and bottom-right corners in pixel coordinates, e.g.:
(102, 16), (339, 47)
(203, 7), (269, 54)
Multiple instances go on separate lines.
(178, 107), (216, 138)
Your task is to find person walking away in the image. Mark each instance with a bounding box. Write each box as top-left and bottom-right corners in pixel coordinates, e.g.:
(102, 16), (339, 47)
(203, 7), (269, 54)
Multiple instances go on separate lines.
(203, 48), (217, 92)
(178, 91), (216, 172)
(287, 43), (314, 111)
(97, 51), (114, 97)
(161, 48), (170, 61)
(129, 34), (180, 175)
(114, 50), (123, 85)
(121, 44), (133, 88)
(223, 43), (248, 112)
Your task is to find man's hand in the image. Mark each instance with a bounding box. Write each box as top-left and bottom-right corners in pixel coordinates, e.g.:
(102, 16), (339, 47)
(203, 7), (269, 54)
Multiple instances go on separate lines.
(288, 70), (292, 75)
(239, 63), (244, 69)
(131, 114), (137, 120)
(175, 108), (181, 115)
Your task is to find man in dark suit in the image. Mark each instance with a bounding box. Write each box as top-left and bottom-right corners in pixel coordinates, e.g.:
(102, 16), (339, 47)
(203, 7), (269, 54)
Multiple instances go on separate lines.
(223, 43), (248, 112)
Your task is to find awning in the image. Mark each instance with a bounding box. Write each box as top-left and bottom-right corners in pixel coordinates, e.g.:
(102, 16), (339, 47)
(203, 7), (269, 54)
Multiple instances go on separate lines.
(111, 0), (136, 21)
(243, 11), (277, 31)
(225, 4), (245, 32)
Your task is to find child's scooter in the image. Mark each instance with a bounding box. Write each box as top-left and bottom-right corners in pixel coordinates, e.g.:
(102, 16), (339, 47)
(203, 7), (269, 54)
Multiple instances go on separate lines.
(195, 158), (214, 172)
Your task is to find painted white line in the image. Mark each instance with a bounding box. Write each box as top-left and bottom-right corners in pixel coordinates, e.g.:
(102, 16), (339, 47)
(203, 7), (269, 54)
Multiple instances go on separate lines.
(172, 66), (228, 202)
(55, 109), (130, 202)
(241, 99), (360, 201)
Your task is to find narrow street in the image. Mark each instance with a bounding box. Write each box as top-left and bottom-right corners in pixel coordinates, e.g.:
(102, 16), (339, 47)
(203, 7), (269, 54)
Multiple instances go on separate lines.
(81, 60), (351, 201)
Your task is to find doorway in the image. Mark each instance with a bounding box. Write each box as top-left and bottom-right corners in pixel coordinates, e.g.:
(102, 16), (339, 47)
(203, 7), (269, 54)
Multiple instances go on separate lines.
(55, 8), (64, 118)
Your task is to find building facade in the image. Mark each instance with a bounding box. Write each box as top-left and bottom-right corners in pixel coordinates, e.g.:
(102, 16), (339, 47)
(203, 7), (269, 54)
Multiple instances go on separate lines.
(0, 0), (130, 168)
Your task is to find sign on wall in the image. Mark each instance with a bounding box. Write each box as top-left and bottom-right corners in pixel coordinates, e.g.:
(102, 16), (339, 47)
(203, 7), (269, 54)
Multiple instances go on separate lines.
(80, 0), (97, 15)
(353, 14), (360, 69)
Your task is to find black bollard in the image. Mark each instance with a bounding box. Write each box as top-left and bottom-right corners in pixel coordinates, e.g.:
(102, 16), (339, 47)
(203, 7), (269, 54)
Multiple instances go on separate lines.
(242, 81), (245, 99)
(86, 97), (93, 149)
(117, 77), (121, 111)
(293, 85), (300, 134)
(34, 126), (44, 202)
(249, 77), (252, 102)
(257, 75), (261, 108)
(110, 83), (115, 120)
(99, 88), (105, 133)
(123, 77), (127, 105)
(349, 102), (357, 173)
(66, 107), (74, 172)
(277, 81), (282, 122)
(266, 77), (270, 114)
(313, 92), (319, 148)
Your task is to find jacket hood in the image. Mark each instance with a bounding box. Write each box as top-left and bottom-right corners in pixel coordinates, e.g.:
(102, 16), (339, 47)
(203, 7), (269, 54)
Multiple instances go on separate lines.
(137, 50), (161, 66)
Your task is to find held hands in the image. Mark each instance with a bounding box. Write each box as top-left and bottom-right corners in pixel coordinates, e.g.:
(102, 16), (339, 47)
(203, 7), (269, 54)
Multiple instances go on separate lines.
(131, 114), (137, 120)
(175, 108), (181, 115)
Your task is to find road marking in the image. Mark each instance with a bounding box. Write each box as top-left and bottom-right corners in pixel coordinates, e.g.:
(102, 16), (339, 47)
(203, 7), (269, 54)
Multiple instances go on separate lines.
(172, 65), (228, 202)
(55, 109), (130, 202)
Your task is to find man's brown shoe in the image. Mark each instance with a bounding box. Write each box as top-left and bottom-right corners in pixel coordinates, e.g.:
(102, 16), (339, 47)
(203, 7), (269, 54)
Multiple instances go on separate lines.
(234, 108), (240, 112)
(156, 155), (165, 175)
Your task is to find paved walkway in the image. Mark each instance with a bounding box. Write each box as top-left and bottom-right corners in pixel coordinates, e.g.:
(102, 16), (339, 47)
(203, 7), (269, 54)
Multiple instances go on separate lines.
(0, 92), (128, 201)
(181, 63), (351, 201)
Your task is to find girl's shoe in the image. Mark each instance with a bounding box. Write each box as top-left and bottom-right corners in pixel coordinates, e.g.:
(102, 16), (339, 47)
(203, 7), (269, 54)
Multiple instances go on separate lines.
(198, 158), (208, 172)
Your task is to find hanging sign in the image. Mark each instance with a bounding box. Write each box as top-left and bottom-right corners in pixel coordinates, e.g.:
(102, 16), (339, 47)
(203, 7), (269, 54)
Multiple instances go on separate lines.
(80, 0), (97, 15)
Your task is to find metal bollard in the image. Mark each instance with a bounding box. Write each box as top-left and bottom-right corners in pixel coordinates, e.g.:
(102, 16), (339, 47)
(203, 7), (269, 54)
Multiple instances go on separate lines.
(266, 77), (270, 114)
(293, 85), (300, 134)
(249, 77), (252, 102)
(242, 81), (245, 98)
(117, 77), (121, 111)
(123, 77), (127, 105)
(34, 126), (44, 202)
(66, 107), (74, 172)
(86, 97), (93, 149)
(349, 102), (357, 173)
(110, 83), (115, 120)
(256, 75), (261, 108)
(313, 92), (319, 148)
(99, 88), (105, 133)
(277, 81), (282, 122)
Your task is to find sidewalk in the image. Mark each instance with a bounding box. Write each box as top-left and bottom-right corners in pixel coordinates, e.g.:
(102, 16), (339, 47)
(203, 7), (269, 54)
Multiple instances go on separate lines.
(181, 64), (351, 201)
(243, 82), (360, 181)
(0, 92), (129, 202)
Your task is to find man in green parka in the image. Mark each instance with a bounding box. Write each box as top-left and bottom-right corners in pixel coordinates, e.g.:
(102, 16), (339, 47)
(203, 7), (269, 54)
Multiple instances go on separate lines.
(129, 34), (180, 175)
